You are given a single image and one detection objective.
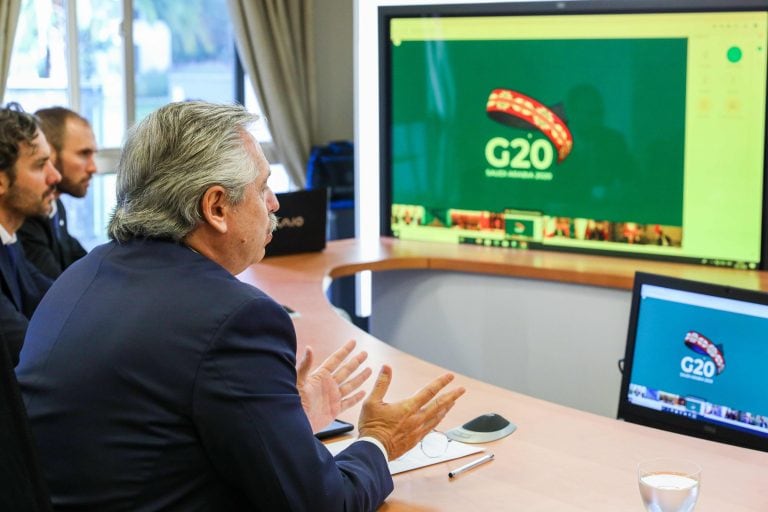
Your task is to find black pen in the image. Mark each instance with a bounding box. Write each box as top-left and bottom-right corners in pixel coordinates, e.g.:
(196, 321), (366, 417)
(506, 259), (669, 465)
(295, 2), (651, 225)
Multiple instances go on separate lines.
(448, 453), (494, 478)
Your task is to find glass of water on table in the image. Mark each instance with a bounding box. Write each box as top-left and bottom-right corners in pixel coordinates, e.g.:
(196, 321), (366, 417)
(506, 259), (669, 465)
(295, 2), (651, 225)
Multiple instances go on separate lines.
(638, 458), (701, 512)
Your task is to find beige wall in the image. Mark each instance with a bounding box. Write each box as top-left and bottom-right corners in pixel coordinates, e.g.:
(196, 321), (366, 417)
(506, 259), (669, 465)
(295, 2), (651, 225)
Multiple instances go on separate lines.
(313, 0), (354, 145)
(371, 270), (632, 419)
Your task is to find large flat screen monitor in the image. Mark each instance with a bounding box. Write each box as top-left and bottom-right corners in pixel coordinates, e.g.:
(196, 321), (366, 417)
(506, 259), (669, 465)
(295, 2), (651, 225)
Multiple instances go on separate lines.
(618, 272), (768, 452)
(379, 0), (768, 269)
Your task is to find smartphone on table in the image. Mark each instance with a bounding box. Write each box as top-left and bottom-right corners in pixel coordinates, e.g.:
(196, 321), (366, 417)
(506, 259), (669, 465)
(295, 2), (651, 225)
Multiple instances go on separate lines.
(315, 419), (354, 440)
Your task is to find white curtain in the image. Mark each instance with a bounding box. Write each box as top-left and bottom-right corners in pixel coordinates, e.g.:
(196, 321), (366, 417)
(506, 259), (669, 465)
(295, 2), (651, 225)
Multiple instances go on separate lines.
(0, 0), (21, 102)
(228, 0), (317, 187)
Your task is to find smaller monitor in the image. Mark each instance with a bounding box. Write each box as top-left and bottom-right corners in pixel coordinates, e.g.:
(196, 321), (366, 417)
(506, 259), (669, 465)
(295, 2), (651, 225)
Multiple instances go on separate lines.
(618, 272), (768, 452)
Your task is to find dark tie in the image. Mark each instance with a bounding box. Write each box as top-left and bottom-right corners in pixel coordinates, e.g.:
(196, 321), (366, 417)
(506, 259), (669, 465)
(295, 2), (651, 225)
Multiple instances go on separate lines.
(0, 242), (23, 309)
(51, 209), (62, 241)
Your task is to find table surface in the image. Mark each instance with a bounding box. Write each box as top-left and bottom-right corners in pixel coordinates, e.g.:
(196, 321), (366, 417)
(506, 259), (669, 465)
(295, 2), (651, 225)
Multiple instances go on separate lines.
(237, 237), (768, 511)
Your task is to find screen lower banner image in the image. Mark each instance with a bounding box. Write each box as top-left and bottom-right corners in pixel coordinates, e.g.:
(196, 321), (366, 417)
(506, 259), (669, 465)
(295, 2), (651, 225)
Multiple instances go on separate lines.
(382, 4), (768, 268)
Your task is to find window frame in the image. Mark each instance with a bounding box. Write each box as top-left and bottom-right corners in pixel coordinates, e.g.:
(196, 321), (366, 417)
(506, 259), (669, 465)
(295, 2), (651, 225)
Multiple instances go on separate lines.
(4, 0), (291, 249)
(17, 0), (280, 170)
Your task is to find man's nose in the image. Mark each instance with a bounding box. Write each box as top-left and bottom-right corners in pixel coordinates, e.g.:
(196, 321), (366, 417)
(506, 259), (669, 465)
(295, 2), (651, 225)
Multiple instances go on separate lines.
(46, 161), (62, 185)
(86, 155), (98, 175)
(267, 189), (280, 213)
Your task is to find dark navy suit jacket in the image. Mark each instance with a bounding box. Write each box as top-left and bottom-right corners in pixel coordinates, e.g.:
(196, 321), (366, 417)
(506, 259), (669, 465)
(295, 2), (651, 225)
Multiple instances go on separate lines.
(17, 239), (393, 511)
(0, 242), (51, 366)
(18, 198), (87, 279)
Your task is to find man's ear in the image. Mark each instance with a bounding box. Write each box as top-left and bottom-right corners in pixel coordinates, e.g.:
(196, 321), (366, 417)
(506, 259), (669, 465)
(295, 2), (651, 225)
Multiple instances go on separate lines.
(199, 185), (230, 234)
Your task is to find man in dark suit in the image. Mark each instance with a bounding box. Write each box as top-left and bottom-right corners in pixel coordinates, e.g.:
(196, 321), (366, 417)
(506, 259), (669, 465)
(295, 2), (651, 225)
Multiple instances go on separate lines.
(18, 107), (96, 278)
(17, 101), (464, 511)
(0, 103), (61, 366)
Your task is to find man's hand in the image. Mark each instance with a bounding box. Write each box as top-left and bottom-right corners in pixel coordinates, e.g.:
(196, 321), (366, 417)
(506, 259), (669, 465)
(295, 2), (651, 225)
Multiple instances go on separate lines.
(357, 365), (466, 460)
(297, 340), (372, 433)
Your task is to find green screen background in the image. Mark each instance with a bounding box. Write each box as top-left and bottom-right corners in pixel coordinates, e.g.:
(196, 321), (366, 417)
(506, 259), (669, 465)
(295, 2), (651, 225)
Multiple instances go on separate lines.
(391, 38), (687, 225)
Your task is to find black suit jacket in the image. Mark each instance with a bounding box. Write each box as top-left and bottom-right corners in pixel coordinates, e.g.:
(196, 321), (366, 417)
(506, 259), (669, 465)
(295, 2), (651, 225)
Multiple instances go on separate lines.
(0, 243), (51, 367)
(18, 198), (87, 279)
(0, 341), (52, 511)
(17, 239), (393, 511)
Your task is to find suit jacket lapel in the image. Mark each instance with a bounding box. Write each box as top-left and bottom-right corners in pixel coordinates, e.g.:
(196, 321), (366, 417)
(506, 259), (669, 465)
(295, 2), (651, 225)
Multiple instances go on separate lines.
(0, 244), (23, 310)
(51, 199), (68, 265)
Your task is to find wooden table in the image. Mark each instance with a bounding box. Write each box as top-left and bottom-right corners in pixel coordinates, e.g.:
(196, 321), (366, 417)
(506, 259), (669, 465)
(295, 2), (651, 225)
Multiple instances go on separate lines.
(238, 238), (768, 511)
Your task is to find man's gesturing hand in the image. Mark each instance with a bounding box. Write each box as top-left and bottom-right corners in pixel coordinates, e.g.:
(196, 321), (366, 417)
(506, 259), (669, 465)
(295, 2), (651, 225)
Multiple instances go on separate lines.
(297, 340), (373, 433)
(357, 365), (466, 461)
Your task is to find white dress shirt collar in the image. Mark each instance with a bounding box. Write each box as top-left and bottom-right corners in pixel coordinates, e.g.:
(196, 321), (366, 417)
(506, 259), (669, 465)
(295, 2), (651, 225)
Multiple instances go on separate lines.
(0, 223), (17, 245)
(49, 198), (58, 219)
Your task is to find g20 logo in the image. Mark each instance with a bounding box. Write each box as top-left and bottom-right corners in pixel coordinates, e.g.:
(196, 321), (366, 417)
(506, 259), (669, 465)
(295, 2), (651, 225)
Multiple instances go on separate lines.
(680, 331), (726, 381)
(485, 136), (554, 171)
(680, 356), (717, 378)
(485, 88), (573, 165)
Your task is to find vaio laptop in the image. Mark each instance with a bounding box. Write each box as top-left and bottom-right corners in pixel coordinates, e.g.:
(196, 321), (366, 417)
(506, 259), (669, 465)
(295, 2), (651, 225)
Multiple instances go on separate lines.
(264, 188), (328, 257)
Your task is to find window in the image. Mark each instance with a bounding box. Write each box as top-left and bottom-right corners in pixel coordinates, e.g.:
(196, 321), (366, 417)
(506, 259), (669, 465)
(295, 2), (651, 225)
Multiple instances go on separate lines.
(5, 0), (69, 112)
(4, 0), (292, 250)
(132, 0), (235, 123)
(78, 1), (126, 148)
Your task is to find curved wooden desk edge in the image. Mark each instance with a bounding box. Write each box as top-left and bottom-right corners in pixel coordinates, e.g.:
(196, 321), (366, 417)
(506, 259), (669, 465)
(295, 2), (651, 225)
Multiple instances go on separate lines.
(323, 237), (768, 292)
(239, 238), (768, 512)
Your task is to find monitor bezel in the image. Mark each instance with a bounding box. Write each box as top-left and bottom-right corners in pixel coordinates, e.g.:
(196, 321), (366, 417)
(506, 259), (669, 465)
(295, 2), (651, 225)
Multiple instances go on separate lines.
(617, 271), (768, 452)
(377, 0), (768, 269)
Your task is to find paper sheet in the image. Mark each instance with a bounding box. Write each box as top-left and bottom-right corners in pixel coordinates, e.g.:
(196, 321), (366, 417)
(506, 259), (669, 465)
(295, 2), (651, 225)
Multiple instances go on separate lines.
(325, 438), (485, 475)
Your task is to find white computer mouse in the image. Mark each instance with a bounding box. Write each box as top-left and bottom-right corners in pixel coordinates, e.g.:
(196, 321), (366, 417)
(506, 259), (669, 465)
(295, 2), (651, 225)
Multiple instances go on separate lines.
(445, 413), (517, 443)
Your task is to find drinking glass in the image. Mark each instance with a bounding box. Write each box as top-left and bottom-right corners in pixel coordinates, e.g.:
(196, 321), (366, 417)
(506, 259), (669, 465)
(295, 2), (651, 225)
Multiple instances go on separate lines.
(638, 458), (701, 512)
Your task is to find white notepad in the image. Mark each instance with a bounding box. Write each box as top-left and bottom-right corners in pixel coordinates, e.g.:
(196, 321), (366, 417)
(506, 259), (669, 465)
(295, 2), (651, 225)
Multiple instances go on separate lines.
(325, 438), (485, 475)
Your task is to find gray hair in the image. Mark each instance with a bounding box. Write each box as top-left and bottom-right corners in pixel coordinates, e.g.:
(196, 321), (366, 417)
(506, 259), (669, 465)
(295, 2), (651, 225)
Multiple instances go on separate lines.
(108, 101), (260, 242)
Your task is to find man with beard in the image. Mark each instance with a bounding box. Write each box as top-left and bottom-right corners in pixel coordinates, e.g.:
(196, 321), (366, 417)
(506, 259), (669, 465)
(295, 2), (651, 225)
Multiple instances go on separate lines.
(0, 103), (61, 365)
(18, 107), (97, 278)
